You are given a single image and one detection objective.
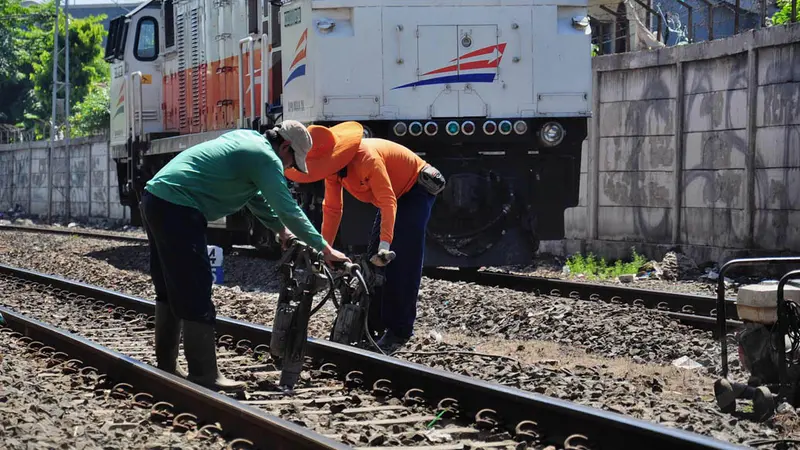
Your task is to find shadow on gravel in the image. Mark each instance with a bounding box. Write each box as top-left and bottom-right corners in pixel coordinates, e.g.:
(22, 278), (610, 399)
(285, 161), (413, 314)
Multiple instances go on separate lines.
(83, 245), (283, 294)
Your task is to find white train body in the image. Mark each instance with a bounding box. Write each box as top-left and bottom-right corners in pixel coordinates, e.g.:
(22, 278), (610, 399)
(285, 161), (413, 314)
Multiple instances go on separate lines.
(107, 0), (592, 267)
(280, 0), (592, 124)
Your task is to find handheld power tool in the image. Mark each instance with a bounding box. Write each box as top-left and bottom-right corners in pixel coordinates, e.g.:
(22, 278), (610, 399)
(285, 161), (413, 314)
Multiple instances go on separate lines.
(269, 238), (383, 392)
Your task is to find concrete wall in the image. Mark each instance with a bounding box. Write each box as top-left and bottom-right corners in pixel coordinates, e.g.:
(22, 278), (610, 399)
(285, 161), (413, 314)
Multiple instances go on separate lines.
(3, 24), (799, 266)
(555, 22), (800, 263)
(0, 136), (128, 221)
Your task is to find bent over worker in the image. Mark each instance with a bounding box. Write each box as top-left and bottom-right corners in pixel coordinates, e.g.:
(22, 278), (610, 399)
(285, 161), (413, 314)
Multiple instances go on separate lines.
(141, 121), (350, 391)
(285, 122), (446, 353)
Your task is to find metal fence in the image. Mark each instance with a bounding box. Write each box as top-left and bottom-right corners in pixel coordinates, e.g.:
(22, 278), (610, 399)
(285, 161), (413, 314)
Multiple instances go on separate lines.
(590, 0), (798, 54)
(0, 124), (108, 145)
(0, 125), (40, 145)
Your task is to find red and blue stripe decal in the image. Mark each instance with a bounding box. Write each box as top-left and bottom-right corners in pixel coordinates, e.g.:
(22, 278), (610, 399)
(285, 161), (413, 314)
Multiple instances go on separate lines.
(285, 29), (308, 87)
(393, 43), (507, 90)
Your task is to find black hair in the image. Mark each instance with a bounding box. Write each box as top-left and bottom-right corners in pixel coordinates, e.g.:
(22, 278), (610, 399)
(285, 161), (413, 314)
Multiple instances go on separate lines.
(264, 128), (285, 148)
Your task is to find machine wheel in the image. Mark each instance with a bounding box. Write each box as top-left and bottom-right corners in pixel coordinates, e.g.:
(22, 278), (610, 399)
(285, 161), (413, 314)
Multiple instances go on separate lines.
(752, 386), (776, 422)
(713, 378), (737, 414)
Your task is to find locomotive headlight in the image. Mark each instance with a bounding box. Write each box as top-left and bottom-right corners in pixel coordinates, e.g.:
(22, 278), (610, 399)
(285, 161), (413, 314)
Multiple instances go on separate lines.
(461, 120), (475, 136)
(513, 120), (528, 135)
(424, 121), (438, 136)
(362, 125), (374, 139)
(409, 121), (423, 136)
(540, 121), (565, 146)
(498, 120), (513, 135)
(483, 120), (497, 135)
(393, 122), (408, 136)
(446, 121), (460, 136)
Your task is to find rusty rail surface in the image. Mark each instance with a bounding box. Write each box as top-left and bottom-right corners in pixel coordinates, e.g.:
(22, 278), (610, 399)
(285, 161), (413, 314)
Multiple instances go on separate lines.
(0, 305), (348, 450)
(0, 224), (147, 243)
(0, 224), (744, 331)
(423, 267), (743, 332)
(0, 262), (746, 450)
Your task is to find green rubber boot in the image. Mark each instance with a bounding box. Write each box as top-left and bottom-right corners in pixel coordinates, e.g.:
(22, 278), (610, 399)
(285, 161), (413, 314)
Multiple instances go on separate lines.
(154, 302), (188, 378)
(183, 320), (246, 392)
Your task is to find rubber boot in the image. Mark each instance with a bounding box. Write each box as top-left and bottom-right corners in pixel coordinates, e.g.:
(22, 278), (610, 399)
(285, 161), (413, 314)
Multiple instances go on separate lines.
(154, 301), (188, 378)
(183, 320), (246, 392)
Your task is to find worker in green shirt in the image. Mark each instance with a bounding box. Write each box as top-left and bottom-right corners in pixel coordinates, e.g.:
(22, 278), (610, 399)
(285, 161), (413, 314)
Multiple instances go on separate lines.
(140, 120), (350, 391)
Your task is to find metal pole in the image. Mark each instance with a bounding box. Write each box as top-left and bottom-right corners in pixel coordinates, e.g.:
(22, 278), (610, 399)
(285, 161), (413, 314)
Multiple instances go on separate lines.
(707, 1), (713, 40)
(734, 0), (740, 33)
(28, 145), (33, 214)
(65, 0), (71, 220)
(676, 0), (693, 42)
(792, 0), (797, 23)
(48, 0), (60, 223)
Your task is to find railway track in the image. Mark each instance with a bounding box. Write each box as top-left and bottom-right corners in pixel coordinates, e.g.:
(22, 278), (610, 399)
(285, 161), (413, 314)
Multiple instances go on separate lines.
(0, 262), (744, 449)
(0, 300), (347, 449)
(1, 223), (743, 331)
(422, 268), (743, 332)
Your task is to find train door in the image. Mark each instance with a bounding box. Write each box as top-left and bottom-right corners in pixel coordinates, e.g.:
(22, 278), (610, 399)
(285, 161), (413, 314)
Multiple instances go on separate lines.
(106, 15), (129, 147)
(104, 2), (164, 149)
(262, 0), (283, 124)
(127, 2), (165, 136)
(161, 0), (179, 131)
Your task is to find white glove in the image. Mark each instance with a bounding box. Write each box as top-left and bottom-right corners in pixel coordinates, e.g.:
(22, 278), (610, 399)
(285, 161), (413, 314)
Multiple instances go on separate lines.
(370, 241), (396, 267)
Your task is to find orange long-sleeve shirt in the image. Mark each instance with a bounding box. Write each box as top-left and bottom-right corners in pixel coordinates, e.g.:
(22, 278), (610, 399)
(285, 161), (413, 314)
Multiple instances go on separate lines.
(321, 138), (427, 246)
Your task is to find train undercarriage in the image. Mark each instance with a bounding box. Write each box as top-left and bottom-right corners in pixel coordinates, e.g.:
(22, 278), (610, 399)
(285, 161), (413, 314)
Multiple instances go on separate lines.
(113, 116), (586, 268)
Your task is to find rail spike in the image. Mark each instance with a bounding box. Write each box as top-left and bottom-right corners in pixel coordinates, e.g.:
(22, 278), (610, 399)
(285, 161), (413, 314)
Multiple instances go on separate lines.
(564, 433), (591, 450)
(475, 408), (500, 430)
(514, 420), (540, 443)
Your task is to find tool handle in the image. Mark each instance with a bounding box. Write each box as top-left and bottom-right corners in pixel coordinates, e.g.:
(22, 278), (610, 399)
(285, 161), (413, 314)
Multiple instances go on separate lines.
(331, 260), (360, 275)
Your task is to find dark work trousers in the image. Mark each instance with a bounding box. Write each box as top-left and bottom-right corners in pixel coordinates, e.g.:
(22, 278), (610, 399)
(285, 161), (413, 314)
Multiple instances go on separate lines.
(367, 183), (436, 339)
(139, 190), (216, 324)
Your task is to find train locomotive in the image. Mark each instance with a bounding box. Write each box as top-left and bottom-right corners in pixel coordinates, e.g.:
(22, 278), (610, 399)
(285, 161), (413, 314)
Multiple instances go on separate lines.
(105, 0), (592, 268)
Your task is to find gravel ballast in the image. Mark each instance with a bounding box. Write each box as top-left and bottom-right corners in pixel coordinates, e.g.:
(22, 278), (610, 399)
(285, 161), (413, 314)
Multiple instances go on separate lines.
(0, 322), (228, 449)
(1, 229), (799, 446)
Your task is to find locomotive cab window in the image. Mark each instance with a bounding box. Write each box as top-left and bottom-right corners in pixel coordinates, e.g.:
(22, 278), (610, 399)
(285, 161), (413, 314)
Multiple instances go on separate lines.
(164, 0), (175, 49)
(104, 16), (123, 61)
(115, 21), (129, 60)
(134, 16), (159, 61)
(248, 0), (259, 34)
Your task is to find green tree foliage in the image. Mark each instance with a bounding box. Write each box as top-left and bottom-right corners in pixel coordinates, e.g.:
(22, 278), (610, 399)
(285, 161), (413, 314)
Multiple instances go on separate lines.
(0, 0), (109, 137)
(70, 82), (109, 137)
(22, 1), (109, 130)
(771, 0), (800, 25)
(0, 0), (43, 126)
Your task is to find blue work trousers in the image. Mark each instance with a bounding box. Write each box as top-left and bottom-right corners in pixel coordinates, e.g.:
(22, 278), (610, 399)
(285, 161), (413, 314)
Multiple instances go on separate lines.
(367, 183), (436, 339)
(140, 190), (216, 324)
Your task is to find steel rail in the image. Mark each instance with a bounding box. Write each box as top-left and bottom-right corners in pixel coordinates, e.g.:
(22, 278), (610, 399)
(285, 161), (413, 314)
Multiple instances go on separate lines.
(0, 224), (147, 243)
(0, 305), (349, 450)
(424, 267), (743, 331)
(0, 263), (746, 450)
(0, 224), (744, 330)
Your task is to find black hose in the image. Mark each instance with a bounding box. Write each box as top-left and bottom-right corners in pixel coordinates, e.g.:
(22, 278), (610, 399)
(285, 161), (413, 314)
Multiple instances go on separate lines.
(783, 300), (800, 364)
(310, 262), (337, 316)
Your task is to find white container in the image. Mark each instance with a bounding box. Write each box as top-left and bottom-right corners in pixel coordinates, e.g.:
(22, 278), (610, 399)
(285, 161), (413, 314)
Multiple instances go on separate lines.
(736, 281), (800, 324)
(207, 245), (223, 284)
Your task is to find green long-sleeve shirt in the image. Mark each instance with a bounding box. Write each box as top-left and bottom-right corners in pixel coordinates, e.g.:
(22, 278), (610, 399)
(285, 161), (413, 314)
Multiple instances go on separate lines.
(144, 129), (328, 251)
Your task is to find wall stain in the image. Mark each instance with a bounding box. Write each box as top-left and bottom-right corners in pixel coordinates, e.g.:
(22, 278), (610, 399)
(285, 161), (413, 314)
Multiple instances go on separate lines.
(682, 54), (752, 247)
(650, 137), (675, 169)
(700, 134), (732, 168)
(710, 171), (744, 207)
(599, 69), (673, 241)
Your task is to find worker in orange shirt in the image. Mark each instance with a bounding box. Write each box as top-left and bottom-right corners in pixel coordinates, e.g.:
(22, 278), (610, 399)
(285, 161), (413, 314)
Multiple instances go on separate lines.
(286, 121), (446, 353)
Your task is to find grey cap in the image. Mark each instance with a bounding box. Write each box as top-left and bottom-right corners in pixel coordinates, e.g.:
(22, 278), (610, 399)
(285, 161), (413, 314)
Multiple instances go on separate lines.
(275, 120), (313, 174)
